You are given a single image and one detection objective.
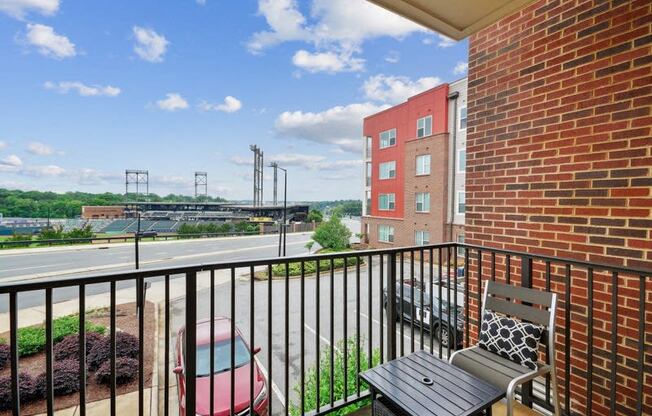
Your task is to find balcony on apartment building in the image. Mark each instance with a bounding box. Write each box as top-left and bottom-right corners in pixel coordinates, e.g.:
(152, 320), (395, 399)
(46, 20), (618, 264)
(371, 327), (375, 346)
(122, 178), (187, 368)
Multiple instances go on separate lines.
(1, 0), (650, 415)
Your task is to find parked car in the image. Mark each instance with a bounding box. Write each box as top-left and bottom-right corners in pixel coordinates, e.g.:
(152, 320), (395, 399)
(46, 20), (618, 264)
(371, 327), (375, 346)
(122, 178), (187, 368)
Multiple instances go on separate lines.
(174, 317), (269, 416)
(384, 278), (465, 348)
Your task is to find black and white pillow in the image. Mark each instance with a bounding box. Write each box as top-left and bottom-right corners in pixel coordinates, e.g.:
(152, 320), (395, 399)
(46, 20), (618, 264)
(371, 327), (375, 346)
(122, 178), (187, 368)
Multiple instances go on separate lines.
(479, 310), (542, 370)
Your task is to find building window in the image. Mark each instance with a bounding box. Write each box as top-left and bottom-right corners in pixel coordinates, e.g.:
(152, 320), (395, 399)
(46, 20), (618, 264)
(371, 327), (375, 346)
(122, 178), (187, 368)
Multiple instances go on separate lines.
(366, 162), (372, 186)
(457, 149), (466, 173)
(417, 115), (432, 138)
(379, 128), (396, 148)
(365, 136), (372, 159)
(378, 225), (394, 243)
(379, 161), (396, 180)
(457, 191), (465, 214)
(378, 193), (395, 211)
(415, 192), (430, 212)
(416, 154), (431, 175)
(459, 107), (467, 130)
(365, 190), (371, 215)
(415, 230), (430, 246)
(457, 234), (465, 257)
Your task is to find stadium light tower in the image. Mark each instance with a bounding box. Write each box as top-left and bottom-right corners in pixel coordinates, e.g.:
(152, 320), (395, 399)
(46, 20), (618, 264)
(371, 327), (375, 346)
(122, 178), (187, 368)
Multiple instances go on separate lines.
(194, 172), (208, 201)
(125, 170), (149, 202)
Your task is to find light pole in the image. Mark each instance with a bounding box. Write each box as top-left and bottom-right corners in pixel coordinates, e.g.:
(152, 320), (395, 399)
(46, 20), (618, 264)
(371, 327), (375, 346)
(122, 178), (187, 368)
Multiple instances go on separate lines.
(271, 164), (288, 257)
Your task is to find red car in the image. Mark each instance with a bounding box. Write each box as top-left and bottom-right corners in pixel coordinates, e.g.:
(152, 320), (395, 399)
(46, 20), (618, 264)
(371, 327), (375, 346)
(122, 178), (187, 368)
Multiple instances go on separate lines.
(174, 317), (269, 416)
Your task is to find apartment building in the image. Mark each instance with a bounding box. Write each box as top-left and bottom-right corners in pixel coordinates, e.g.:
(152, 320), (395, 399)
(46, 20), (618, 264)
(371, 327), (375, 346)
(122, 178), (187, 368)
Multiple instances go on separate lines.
(362, 78), (467, 248)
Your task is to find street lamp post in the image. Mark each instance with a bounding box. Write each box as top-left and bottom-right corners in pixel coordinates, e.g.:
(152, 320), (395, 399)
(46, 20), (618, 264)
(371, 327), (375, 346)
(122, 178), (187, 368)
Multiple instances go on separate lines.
(272, 165), (288, 257)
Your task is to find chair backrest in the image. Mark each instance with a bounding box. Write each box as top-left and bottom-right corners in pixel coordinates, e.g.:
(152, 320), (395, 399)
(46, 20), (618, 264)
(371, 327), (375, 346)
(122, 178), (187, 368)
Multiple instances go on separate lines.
(481, 281), (558, 352)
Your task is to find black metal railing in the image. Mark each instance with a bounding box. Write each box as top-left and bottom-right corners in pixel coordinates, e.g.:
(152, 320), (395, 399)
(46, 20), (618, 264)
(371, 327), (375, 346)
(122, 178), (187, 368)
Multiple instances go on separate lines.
(0, 242), (649, 416)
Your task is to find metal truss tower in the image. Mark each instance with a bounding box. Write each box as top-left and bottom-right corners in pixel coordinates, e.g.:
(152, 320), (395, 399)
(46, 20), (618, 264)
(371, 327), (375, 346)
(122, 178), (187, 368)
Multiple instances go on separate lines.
(250, 145), (264, 206)
(194, 172), (208, 201)
(125, 170), (149, 202)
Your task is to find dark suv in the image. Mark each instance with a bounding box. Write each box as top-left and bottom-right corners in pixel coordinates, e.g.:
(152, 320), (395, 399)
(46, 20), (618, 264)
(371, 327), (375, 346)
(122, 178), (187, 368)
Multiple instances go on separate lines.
(383, 278), (464, 348)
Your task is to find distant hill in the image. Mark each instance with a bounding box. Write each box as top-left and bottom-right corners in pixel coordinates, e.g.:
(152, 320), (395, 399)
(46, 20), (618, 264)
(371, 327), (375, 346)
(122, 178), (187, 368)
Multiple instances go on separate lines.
(0, 188), (227, 219)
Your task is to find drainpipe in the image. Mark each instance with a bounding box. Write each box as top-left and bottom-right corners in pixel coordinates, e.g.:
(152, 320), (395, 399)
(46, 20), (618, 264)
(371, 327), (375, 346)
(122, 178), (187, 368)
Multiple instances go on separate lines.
(448, 91), (459, 242)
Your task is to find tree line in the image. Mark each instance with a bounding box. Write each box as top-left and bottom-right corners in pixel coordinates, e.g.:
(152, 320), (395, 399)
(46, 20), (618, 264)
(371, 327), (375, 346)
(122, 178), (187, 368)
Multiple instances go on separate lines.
(0, 188), (226, 219)
(309, 200), (362, 217)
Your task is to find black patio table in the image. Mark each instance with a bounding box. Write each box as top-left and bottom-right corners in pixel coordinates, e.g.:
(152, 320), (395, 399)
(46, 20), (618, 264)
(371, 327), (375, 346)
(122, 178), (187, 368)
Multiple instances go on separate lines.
(359, 350), (505, 416)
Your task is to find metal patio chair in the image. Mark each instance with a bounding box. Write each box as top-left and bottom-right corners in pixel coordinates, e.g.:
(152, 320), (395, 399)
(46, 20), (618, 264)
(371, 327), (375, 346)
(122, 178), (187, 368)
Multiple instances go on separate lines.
(449, 280), (560, 416)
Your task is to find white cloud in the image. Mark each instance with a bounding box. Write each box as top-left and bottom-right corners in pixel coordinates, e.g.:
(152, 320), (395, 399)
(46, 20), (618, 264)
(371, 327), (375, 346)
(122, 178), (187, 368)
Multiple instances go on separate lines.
(22, 164), (65, 177)
(156, 93), (188, 111)
(44, 81), (121, 97)
(275, 102), (388, 153)
(292, 49), (364, 73)
(363, 74), (442, 104)
(248, 0), (423, 73)
(24, 23), (76, 59)
(384, 51), (400, 64)
(198, 96), (242, 113)
(422, 34), (457, 48)
(0, 154), (23, 171)
(437, 34), (456, 48)
(0, 0), (59, 19)
(133, 26), (168, 63)
(26, 141), (54, 155)
(196, 0), (206, 4)
(453, 61), (468, 75)
(0, 141), (6, 150)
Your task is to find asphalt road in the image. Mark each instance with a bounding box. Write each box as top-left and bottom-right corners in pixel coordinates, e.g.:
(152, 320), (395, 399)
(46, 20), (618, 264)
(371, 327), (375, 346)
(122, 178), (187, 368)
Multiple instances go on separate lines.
(167, 258), (449, 415)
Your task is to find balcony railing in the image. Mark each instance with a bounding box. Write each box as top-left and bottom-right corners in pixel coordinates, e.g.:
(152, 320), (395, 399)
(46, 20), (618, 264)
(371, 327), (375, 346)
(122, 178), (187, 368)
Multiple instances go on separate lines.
(0, 243), (649, 416)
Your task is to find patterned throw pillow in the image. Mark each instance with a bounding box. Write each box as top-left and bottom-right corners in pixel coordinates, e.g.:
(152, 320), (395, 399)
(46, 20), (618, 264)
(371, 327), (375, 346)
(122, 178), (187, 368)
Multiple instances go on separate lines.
(479, 310), (543, 370)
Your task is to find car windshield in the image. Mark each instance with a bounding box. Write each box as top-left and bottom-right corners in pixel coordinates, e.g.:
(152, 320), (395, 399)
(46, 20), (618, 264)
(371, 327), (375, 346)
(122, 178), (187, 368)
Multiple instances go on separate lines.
(194, 337), (250, 376)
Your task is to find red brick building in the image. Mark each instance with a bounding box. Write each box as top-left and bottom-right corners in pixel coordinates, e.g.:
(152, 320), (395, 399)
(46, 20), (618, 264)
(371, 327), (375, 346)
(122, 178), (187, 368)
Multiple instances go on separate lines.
(362, 81), (468, 248)
(465, 0), (651, 414)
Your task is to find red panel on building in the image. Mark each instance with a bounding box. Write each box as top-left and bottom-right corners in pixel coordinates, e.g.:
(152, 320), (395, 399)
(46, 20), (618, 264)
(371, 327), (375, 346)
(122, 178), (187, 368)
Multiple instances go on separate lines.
(363, 84), (449, 218)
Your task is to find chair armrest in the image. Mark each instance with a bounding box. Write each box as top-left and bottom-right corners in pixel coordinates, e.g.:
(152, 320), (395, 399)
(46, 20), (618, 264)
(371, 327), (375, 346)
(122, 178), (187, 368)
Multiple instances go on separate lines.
(448, 345), (477, 365)
(506, 365), (551, 398)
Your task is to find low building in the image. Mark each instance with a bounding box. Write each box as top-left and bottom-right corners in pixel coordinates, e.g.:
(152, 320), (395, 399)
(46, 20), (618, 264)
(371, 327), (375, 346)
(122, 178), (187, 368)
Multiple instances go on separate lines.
(361, 78), (467, 248)
(81, 206), (125, 219)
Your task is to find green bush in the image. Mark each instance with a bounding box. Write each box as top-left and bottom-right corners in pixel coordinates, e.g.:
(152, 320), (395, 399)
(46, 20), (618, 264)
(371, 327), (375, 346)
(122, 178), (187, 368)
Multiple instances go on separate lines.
(312, 215), (351, 251)
(16, 315), (106, 357)
(271, 255), (360, 277)
(307, 210), (323, 223)
(290, 338), (381, 416)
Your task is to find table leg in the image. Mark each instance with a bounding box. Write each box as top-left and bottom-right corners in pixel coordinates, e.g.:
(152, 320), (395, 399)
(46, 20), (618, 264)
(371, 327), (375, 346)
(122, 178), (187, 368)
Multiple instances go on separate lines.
(370, 387), (376, 416)
(485, 405), (492, 416)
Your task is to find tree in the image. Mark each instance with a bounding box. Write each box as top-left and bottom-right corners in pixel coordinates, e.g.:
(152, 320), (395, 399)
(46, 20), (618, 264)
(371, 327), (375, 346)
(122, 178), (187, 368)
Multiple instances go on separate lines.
(305, 241), (314, 254)
(307, 210), (323, 223)
(311, 215), (351, 251)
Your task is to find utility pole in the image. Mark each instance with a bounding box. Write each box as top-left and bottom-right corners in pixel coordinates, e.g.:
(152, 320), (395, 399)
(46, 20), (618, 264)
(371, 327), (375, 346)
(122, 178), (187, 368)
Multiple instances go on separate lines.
(272, 165), (288, 256)
(270, 162), (278, 206)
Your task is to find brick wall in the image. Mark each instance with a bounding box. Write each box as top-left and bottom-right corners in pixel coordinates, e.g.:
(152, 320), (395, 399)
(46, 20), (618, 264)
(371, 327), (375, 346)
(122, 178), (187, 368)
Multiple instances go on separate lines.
(362, 133), (449, 248)
(466, 0), (651, 414)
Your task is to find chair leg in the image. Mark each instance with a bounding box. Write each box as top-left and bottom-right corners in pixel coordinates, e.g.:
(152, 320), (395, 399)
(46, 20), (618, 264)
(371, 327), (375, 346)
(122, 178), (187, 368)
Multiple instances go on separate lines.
(550, 367), (561, 416)
(506, 386), (515, 416)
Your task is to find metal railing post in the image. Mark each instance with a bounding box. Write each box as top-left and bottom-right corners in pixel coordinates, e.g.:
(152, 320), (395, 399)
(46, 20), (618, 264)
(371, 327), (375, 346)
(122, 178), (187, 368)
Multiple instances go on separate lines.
(185, 271), (197, 416)
(521, 255), (534, 408)
(386, 252), (397, 361)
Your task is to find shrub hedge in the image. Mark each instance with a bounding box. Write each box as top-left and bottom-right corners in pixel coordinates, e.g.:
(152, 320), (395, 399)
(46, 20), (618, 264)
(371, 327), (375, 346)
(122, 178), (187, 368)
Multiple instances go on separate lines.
(0, 344), (8, 370)
(54, 332), (105, 361)
(17, 315), (106, 357)
(96, 357), (139, 386)
(271, 254), (360, 277)
(36, 360), (81, 396)
(87, 332), (139, 371)
(0, 373), (44, 410)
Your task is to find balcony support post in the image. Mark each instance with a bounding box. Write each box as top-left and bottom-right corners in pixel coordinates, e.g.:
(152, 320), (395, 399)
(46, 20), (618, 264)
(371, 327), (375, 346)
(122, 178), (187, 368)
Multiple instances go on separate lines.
(520, 255), (534, 408)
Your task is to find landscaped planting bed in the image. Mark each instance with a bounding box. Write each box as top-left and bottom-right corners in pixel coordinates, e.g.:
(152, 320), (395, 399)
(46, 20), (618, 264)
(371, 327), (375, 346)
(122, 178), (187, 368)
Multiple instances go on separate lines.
(0, 302), (155, 415)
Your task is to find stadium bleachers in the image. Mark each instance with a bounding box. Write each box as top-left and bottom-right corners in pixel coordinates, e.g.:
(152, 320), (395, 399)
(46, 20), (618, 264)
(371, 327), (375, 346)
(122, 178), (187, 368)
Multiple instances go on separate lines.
(124, 220), (156, 233)
(149, 220), (178, 233)
(100, 219), (135, 233)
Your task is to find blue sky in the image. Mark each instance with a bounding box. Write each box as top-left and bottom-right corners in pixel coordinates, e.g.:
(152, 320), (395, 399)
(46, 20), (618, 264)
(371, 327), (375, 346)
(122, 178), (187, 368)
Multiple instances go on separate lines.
(0, 0), (468, 201)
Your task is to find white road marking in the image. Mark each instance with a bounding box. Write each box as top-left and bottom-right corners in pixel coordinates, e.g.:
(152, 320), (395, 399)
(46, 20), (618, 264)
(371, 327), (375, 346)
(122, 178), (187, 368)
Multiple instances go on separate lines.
(1, 263), (72, 273)
(303, 324), (341, 353)
(355, 310), (415, 343)
(254, 356), (286, 408)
